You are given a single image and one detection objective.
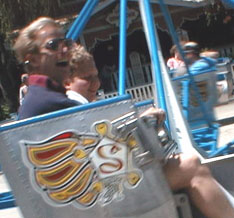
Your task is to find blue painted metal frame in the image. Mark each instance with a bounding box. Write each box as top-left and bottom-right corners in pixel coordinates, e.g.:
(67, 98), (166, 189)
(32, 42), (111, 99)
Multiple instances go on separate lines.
(173, 68), (234, 157)
(134, 99), (154, 108)
(63, 0), (234, 159)
(0, 96), (131, 210)
(0, 192), (16, 210)
(2, 0), (234, 211)
(172, 68), (216, 81)
(158, 0), (187, 68)
(140, 0), (170, 130)
(118, 0), (128, 95)
(141, 0), (167, 111)
(221, 0), (234, 8)
(181, 80), (189, 119)
(0, 94), (131, 132)
(173, 70), (220, 156)
(0, 0), (211, 212)
(158, 0), (212, 127)
(157, 0), (234, 157)
(66, 0), (99, 40)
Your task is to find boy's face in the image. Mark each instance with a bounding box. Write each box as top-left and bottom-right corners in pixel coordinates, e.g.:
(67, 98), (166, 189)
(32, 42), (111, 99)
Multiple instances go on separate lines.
(30, 24), (73, 85)
(67, 58), (100, 102)
(184, 52), (195, 64)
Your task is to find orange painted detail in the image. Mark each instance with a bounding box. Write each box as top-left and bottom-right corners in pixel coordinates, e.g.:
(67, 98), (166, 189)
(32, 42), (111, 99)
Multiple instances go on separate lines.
(35, 146), (68, 160)
(49, 167), (93, 201)
(44, 165), (72, 181)
(28, 141), (77, 166)
(78, 192), (95, 205)
(52, 132), (73, 141)
(36, 160), (82, 188)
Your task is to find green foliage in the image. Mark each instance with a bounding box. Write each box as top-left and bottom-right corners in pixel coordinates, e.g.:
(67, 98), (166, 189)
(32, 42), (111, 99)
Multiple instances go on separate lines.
(0, 0), (61, 116)
(203, 0), (230, 26)
(0, 101), (11, 121)
(0, 0), (60, 36)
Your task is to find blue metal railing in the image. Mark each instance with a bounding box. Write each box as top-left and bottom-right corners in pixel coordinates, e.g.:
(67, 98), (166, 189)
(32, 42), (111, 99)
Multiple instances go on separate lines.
(118, 0), (128, 95)
(0, 191), (16, 210)
(158, 0), (212, 127)
(139, 0), (169, 129)
(66, 0), (99, 40)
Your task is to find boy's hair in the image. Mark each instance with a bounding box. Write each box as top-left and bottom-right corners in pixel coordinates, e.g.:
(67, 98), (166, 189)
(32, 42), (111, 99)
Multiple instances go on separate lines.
(183, 41), (200, 55)
(69, 44), (93, 75)
(13, 17), (61, 64)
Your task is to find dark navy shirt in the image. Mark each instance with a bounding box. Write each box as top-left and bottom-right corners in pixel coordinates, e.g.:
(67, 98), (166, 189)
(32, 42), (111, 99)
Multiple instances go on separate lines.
(18, 75), (80, 120)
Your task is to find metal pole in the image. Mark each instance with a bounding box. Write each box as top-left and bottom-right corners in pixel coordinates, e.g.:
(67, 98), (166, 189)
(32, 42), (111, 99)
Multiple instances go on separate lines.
(118, 0), (128, 95)
(158, 0), (212, 126)
(66, 0), (99, 40)
(139, 0), (167, 111)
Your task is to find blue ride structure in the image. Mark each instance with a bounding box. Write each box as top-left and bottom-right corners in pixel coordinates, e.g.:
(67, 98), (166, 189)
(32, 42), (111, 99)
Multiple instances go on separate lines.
(1, 0), (234, 217)
(222, 0), (234, 8)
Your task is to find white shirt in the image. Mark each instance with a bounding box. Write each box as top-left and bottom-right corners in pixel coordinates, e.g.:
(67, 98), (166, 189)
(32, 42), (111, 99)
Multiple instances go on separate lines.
(19, 85), (28, 105)
(66, 90), (89, 104)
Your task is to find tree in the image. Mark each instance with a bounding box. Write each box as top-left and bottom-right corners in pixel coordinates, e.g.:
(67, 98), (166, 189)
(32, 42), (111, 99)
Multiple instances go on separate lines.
(204, 0), (234, 26)
(0, 0), (60, 120)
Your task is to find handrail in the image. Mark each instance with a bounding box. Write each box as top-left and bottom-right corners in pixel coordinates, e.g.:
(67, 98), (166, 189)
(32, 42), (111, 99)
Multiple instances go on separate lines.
(158, 0), (213, 127)
(172, 68), (217, 81)
(66, 0), (99, 40)
(139, 0), (169, 129)
(118, 0), (128, 95)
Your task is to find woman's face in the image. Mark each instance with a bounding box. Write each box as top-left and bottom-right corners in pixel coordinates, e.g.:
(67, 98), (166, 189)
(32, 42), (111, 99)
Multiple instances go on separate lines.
(32, 24), (73, 85)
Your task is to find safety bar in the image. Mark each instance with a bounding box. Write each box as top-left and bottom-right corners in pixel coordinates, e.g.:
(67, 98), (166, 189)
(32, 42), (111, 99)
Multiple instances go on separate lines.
(118, 0), (127, 95)
(139, 0), (169, 129)
(66, 0), (99, 40)
(158, 0), (212, 127)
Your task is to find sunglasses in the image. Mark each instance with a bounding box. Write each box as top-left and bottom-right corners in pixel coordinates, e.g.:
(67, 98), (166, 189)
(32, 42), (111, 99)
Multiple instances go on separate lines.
(45, 38), (73, 51)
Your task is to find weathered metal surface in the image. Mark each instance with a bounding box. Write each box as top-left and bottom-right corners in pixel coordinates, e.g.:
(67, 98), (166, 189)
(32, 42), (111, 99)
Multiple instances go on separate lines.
(0, 98), (178, 218)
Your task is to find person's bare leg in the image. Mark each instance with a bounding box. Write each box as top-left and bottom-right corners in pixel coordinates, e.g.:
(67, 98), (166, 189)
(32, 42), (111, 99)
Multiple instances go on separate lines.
(164, 154), (234, 218)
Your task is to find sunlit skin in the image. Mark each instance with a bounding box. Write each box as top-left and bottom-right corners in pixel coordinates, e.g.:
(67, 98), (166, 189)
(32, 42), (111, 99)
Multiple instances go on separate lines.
(66, 58), (101, 102)
(184, 52), (197, 65)
(174, 50), (182, 60)
(27, 24), (72, 86)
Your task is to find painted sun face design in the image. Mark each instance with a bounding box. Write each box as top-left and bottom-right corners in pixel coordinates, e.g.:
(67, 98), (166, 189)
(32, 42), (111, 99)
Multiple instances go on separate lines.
(20, 120), (142, 209)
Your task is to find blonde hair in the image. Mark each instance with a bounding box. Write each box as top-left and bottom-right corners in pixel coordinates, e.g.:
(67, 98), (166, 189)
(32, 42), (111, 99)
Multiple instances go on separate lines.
(13, 17), (61, 63)
(69, 44), (93, 75)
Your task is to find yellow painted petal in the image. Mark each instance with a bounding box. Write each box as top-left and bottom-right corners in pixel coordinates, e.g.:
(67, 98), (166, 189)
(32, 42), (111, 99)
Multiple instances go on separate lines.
(127, 172), (140, 186)
(92, 182), (103, 193)
(95, 123), (108, 136)
(74, 149), (86, 159)
(127, 136), (137, 148)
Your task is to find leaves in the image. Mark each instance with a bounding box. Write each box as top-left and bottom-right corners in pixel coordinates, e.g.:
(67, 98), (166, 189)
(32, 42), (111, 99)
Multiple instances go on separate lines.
(0, 0), (60, 35)
(0, 100), (11, 121)
(0, 0), (62, 114)
(203, 0), (229, 26)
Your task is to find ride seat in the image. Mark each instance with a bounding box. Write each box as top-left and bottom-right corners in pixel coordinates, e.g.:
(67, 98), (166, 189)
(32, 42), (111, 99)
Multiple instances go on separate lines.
(172, 69), (221, 157)
(172, 69), (217, 129)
